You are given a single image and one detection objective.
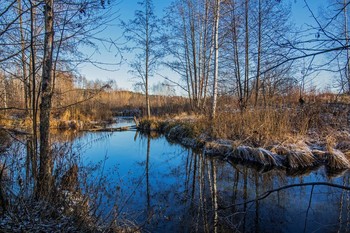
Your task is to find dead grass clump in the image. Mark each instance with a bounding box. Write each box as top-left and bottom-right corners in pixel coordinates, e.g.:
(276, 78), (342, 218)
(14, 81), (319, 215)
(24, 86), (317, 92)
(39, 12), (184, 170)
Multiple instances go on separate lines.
(286, 152), (318, 169)
(326, 149), (350, 170)
(229, 146), (285, 167)
(325, 134), (350, 169)
(271, 141), (318, 168)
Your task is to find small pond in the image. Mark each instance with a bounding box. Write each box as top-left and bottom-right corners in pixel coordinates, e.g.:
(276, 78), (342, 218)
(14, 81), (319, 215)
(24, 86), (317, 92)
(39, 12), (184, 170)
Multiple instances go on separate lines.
(68, 117), (350, 233)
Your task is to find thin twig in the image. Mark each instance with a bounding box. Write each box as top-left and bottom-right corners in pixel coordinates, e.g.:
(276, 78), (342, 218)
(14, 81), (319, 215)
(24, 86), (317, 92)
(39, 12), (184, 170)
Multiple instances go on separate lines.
(220, 182), (350, 210)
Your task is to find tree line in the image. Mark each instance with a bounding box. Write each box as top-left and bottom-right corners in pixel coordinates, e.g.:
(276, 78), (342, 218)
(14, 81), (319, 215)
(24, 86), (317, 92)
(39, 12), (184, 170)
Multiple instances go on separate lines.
(124, 0), (350, 116)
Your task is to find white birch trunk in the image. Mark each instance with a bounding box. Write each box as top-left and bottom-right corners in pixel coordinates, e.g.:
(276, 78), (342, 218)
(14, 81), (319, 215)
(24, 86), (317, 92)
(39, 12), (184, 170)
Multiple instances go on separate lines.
(211, 0), (220, 120)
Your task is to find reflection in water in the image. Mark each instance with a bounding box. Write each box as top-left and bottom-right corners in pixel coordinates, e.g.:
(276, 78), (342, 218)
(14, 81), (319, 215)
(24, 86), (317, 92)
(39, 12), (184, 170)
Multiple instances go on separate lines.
(4, 130), (347, 232)
(146, 135), (151, 223)
(36, 118), (349, 233)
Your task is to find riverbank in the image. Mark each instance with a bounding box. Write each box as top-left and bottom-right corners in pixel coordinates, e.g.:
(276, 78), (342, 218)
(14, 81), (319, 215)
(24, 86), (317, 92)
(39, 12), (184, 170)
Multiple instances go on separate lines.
(137, 108), (350, 176)
(0, 113), (348, 232)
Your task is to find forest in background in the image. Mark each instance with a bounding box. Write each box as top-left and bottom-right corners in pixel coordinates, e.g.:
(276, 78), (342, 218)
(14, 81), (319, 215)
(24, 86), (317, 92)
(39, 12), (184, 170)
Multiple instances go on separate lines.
(2, 0), (350, 144)
(2, 0), (350, 119)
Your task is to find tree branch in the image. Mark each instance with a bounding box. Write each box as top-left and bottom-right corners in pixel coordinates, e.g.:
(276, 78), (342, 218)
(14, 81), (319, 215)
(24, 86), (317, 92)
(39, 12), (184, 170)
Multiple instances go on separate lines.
(219, 182), (350, 210)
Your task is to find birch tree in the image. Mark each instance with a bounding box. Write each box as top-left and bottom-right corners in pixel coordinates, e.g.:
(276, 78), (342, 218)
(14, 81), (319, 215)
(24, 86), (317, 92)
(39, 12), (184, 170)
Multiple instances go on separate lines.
(163, 0), (214, 111)
(220, 0), (293, 108)
(121, 0), (161, 118)
(211, 0), (220, 119)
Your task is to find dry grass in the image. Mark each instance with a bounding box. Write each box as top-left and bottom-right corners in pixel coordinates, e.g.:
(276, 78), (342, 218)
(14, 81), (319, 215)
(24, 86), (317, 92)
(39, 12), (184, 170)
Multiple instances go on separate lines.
(204, 140), (233, 156)
(326, 149), (350, 170)
(209, 100), (350, 147)
(323, 134), (350, 169)
(0, 143), (141, 233)
(229, 146), (285, 167)
(210, 107), (295, 146)
(271, 141), (318, 168)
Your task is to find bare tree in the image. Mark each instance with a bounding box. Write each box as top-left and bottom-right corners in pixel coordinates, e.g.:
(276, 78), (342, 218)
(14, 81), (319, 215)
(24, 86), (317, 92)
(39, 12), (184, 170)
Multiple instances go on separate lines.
(121, 0), (162, 118)
(266, 0), (350, 95)
(163, 0), (214, 111)
(37, 0), (55, 198)
(211, 0), (220, 119)
(219, 0), (293, 108)
(317, 0), (350, 93)
(254, 0), (261, 106)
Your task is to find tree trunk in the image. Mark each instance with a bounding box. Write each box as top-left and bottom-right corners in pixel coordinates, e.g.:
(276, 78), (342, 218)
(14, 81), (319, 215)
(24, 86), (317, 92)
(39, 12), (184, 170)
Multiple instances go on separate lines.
(1, 76), (7, 115)
(18, 0), (29, 113)
(211, 159), (218, 233)
(181, 6), (194, 109)
(37, 0), (54, 199)
(29, 0), (38, 185)
(244, 0), (249, 104)
(231, 0), (243, 107)
(190, 7), (198, 107)
(255, 0), (262, 106)
(145, 0), (151, 118)
(146, 135), (151, 219)
(202, 0), (213, 110)
(211, 0), (220, 120)
(344, 0), (350, 93)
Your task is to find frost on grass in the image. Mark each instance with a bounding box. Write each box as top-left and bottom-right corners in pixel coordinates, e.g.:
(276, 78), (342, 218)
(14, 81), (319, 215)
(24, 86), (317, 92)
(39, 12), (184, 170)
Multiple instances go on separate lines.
(0, 190), (140, 233)
(204, 140), (285, 168)
(325, 134), (350, 170)
(326, 149), (350, 170)
(229, 146), (285, 167)
(271, 141), (319, 168)
(0, 199), (82, 233)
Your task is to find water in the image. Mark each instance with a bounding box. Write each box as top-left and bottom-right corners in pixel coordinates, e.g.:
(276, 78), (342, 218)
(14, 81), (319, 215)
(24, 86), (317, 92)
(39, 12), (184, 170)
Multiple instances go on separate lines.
(70, 117), (349, 232)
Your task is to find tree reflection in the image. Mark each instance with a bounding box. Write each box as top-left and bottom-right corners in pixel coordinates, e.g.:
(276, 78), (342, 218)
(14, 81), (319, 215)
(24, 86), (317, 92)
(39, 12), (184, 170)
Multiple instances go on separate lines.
(43, 131), (350, 233)
(146, 134), (151, 222)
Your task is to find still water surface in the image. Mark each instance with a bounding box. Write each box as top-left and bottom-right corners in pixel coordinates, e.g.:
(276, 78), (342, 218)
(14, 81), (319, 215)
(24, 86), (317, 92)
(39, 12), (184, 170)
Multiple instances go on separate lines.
(73, 117), (349, 233)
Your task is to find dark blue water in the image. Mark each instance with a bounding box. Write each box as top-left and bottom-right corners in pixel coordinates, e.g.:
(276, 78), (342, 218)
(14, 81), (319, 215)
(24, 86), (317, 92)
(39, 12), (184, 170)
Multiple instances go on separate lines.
(72, 117), (349, 233)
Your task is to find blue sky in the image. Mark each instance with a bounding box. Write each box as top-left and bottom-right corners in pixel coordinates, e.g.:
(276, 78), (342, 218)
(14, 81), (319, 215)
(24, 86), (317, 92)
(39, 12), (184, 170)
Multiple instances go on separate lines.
(78, 0), (172, 90)
(78, 0), (327, 93)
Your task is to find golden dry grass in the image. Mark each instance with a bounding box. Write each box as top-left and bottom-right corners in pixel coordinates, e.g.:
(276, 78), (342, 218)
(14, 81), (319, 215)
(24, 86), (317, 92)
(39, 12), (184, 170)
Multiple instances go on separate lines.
(271, 141), (318, 168)
(227, 146), (284, 167)
(326, 149), (350, 169)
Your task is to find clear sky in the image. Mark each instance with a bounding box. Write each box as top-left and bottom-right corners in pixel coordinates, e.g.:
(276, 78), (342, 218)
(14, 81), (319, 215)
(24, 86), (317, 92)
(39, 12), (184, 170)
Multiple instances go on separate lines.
(78, 0), (328, 93)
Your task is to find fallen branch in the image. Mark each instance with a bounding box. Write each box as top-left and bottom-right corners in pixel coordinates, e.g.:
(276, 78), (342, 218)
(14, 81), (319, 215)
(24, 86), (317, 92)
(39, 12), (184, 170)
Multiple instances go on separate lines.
(219, 182), (350, 210)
